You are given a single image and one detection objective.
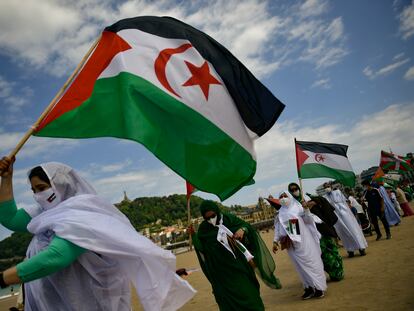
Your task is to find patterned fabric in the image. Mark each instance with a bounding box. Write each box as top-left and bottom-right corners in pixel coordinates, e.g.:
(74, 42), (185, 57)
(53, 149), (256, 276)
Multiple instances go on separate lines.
(320, 236), (344, 281)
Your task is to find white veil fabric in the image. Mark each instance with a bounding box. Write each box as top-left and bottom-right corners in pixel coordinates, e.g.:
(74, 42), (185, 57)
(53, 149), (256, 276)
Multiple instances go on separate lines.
(24, 162), (196, 311)
(276, 191), (321, 243)
(274, 191), (326, 291)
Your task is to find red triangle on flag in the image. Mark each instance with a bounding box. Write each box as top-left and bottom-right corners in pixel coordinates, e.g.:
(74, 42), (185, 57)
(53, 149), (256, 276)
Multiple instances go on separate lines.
(295, 143), (309, 173)
(186, 181), (196, 200)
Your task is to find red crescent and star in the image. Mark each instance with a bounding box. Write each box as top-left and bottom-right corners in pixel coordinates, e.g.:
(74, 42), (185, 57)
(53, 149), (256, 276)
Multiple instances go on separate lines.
(315, 153), (326, 163)
(154, 43), (221, 100)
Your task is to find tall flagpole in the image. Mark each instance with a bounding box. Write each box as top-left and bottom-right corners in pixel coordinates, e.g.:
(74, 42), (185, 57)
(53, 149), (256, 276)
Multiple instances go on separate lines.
(3, 34), (102, 164)
(187, 196), (193, 251)
(294, 137), (305, 201)
(186, 181), (194, 251)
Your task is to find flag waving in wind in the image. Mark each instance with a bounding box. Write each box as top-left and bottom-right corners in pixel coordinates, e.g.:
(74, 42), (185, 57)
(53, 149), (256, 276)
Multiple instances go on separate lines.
(295, 140), (356, 187)
(33, 16), (285, 200)
(380, 150), (413, 173)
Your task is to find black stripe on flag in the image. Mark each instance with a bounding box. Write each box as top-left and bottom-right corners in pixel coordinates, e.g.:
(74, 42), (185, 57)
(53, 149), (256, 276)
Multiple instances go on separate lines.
(296, 140), (348, 156)
(105, 16), (285, 137)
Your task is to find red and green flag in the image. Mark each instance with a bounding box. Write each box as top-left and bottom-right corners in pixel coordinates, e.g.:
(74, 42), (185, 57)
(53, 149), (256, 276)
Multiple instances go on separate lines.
(295, 139), (356, 187)
(186, 181), (197, 200)
(380, 150), (413, 173)
(372, 166), (385, 181)
(33, 16), (285, 200)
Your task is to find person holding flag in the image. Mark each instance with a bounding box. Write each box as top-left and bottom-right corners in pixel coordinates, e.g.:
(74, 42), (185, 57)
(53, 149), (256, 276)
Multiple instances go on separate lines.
(288, 183), (344, 282)
(190, 200), (281, 311)
(273, 191), (327, 300)
(0, 157), (195, 311)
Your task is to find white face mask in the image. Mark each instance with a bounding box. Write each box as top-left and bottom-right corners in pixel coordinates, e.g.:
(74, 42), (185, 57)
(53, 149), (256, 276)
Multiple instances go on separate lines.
(33, 188), (61, 210)
(279, 197), (290, 206)
(293, 190), (300, 197)
(208, 215), (217, 226)
(325, 187), (332, 193)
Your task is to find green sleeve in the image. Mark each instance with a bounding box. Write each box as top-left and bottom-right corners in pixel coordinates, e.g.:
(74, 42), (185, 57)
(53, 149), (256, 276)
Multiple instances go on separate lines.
(16, 236), (86, 282)
(0, 200), (31, 232)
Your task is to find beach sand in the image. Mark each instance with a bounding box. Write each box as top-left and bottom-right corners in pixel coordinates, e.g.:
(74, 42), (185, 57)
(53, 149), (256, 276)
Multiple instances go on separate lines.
(133, 214), (414, 311)
(2, 210), (413, 311)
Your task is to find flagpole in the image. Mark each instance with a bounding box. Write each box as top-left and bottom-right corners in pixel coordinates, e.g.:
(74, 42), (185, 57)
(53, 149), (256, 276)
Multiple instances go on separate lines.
(294, 137), (306, 201)
(187, 196), (193, 251)
(5, 34), (102, 161)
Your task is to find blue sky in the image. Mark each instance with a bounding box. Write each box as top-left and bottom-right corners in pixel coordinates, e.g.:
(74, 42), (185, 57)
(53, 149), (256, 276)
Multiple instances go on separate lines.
(1, 0), (414, 240)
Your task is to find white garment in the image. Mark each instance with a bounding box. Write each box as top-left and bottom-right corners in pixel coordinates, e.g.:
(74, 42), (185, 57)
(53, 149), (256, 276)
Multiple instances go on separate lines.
(390, 192), (404, 216)
(274, 192), (326, 291)
(348, 196), (364, 214)
(24, 162), (195, 311)
(324, 190), (367, 252)
(214, 216), (254, 262)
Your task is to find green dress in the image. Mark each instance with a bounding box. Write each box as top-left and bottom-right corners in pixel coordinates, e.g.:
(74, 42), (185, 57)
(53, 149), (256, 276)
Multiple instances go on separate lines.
(193, 212), (280, 311)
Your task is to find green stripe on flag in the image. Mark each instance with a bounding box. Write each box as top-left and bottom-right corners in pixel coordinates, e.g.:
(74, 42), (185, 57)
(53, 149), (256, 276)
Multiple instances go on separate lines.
(299, 163), (355, 187)
(35, 72), (256, 200)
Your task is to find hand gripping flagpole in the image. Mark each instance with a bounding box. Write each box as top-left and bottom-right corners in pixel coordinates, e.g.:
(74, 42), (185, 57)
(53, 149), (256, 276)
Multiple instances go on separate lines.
(2, 35), (102, 167)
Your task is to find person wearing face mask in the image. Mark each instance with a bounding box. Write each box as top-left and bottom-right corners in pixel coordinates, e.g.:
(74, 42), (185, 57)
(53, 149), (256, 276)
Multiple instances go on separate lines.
(0, 157), (195, 311)
(189, 200), (281, 311)
(323, 182), (368, 258)
(288, 183), (344, 282)
(273, 191), (327, 300)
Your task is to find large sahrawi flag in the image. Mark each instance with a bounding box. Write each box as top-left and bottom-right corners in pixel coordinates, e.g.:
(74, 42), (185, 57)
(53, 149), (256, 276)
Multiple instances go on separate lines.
(34, 17), (285, 200)
(295, 140), (356, 186)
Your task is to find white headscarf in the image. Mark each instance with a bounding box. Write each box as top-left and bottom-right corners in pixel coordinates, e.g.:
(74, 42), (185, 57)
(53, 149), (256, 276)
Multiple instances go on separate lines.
(24, 162), (195, 311)
(278, 191), (304, 223)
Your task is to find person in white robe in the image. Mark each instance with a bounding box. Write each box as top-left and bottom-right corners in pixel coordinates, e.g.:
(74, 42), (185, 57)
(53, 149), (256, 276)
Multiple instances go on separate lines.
(323, 183), (368, 258)
(0, 161), (195, 311)
(273, 191), (327, 300)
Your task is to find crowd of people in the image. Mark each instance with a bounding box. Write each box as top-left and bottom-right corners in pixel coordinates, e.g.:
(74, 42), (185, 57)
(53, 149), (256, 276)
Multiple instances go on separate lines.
(1, 154), (413, 310)
(191, 178), (413, 309)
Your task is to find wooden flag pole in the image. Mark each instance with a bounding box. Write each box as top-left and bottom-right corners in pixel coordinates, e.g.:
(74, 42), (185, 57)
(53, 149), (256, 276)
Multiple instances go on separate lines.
(187, 196), (193, 251)
(5, 34), (102, 161)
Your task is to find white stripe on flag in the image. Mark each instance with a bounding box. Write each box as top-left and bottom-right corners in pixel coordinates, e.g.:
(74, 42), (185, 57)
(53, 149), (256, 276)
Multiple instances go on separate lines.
(303, 151), (353, 172)
(99, 29), (255, 157)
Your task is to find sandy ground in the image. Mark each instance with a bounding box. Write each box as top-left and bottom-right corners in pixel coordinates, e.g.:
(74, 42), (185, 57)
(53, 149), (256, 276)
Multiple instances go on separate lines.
(1, 207), (413, 311)
(134, 212), (414, 311)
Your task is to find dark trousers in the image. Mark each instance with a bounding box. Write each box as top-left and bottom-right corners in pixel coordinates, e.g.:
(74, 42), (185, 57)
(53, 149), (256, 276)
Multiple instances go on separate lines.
(368, 208), (390, 236)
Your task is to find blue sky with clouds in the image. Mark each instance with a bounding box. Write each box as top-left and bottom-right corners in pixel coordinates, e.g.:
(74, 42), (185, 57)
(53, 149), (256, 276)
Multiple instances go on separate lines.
(1, 0), (414, 240)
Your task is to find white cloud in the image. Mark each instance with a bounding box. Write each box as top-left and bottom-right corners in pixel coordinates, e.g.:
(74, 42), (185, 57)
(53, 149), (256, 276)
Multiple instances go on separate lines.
(0, 76), (34, 123)
(0, 132), (79, 160)
(393, 52), (405, 60)
(227, 102), (414, 204)
(88, 159), (133, 173)
(299, 0), (329, 18)
(0, 76), (13, 98)
(398, 2), (414, 39)
(363, 58), (410, 79)
(0, 0), (348, 79)
(90, 167), (185, 203)
(404, 65), (414, 80)
(311, 78), (331, 89)
(287, 15), (348, 69)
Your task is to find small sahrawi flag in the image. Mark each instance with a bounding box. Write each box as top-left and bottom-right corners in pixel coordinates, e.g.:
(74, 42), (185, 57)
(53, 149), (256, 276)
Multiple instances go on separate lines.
(33, 16), (285, 200)
(295, 140), (356, 187)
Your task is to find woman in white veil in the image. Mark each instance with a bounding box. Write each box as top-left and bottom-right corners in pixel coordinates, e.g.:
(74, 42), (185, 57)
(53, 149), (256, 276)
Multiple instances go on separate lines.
(273, 190), (327, 300)
(0, 158), (195, 311)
